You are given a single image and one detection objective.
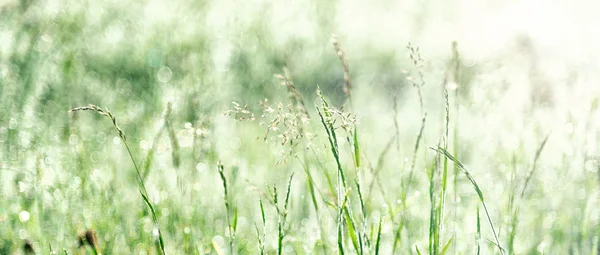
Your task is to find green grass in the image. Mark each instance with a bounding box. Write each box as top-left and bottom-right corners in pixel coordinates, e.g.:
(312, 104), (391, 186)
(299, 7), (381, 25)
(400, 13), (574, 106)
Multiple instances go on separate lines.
(0, 1), (598, 254)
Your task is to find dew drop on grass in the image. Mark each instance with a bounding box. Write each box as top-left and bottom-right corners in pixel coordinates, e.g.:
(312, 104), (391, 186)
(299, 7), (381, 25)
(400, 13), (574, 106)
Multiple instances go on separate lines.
(18, 229), (27, 239)
(144, 221), (153, 233)
(96, 132), (106, 144)
(196, 162), (207, 173)
(8, 118), (17, 129)
(44, 156), (52, 165)
(139, 140), (150, 150)
(157, 66), (173, 83)
(90, 151), (101, 163)
(19, 211), (30, 222)
(212, 235), (225, 248)
(69, 134), (78, 145)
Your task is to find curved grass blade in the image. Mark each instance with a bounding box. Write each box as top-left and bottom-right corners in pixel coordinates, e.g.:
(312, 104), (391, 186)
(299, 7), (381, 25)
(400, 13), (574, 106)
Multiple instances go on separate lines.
(431, 146), (505, 255)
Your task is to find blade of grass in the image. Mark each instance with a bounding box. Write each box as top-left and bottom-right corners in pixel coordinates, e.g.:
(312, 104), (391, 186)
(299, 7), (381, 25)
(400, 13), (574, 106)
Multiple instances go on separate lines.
(141, 192), (165, 254)
(520, 132), (551, 198)
(416, 245), (423, 255)
(69, 105), (166, 255)
(254, 221), (264, 255)
(375, 216), (383, 255)
(428, 156), (437, 255)
(344, 208), (360, 254)
(477, 206), (481, 255)
(355, 179), (368, 252)
(217, 162), (235, 254)
(431, 146), (505, 255)
(353, 126), (360, 167)
(393, 114), (427, 253)
(440, 236), (453, 255)
(337, 188), (351, 255)
(296, 155), (330, 253)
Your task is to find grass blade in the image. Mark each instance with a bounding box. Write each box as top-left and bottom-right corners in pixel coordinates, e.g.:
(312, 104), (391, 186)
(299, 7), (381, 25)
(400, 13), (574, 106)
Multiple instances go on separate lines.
(431, 146), (504, 255)
(69, 105), (166, 255)
(477, 206), (481, 255)
(415, 245), (423, 255)
(141, 192), (165, 254)
(520, 132), (551, 198)
(375, 216), (383, 255)
(440, 236), (453, 255)
(217, 162), (235, 254)
(353, 126), (360, 167)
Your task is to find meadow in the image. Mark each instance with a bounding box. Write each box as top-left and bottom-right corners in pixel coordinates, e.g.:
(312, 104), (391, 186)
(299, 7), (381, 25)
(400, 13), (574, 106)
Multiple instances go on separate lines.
(1, 0), (600, 254)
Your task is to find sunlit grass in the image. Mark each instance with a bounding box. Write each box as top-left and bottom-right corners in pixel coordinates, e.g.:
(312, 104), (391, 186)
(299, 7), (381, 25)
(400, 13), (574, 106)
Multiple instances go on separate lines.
(1, 0), (599, 254)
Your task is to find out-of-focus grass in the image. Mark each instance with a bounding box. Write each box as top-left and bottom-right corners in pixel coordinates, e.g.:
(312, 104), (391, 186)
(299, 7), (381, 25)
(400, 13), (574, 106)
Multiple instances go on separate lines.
(1, 0), (600, 254)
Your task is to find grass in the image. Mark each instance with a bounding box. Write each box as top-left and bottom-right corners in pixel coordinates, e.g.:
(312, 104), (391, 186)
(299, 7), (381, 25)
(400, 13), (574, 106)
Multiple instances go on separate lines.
(1, 1), (597, 254)
(69, 105), (166, 255)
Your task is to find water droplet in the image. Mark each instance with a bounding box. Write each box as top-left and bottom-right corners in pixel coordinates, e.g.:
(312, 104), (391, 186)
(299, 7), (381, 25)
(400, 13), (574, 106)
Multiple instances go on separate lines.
(19, 229), (28, 239)
(19, 211), (30, 222)
(8, 118), (17, 129)
(196, 163), (207, 173)
(44, 156), (52, 165)
(157, 66), (173, 83)
(212, 235), (225, 248)
(69, 134), (79, 145)
(140, 140), (150, 150)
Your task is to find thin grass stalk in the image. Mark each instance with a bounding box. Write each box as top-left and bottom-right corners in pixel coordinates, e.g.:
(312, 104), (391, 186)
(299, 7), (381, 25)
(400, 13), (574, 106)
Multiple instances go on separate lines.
(450, 41), (461, 255)
(508, 153), (519, 255)
(317, 108), (347, 194)
(275, 67), (309, 118)
(254, 222), (264, 255)
(394, 45), (428, 253)
(344, 208), (361, 254)
(435, 78), (451, 254)
(477, 206), (481, 255)
(331, 35), (352, 102)
(374, 216), (383, 255)
(272, 173), (294, 255)
(217, 163), (235, 254)
(355, 179), (367, 253)
(295, 155), (329, 253)
(520, 133), (551, 198)
(366, 134), (396, 201)
(69, 105), (166, 255)
(509, 134), (550, 254)
(428, 157), (437, 255)
(393, 114), (426, 253)
(393, 94), (401, 151)
(259, 198), (266, 250)
(337, 189), (352, 255)
(432, 147), (504, 255)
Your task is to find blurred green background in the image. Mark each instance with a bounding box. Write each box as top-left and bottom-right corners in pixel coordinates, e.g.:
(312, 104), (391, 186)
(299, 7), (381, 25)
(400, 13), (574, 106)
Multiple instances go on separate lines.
(1, 0), (600, 254)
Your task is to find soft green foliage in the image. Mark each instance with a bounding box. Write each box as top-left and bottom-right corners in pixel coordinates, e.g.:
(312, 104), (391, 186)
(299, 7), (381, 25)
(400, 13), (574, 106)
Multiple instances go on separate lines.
(1, 0), (599, 254)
